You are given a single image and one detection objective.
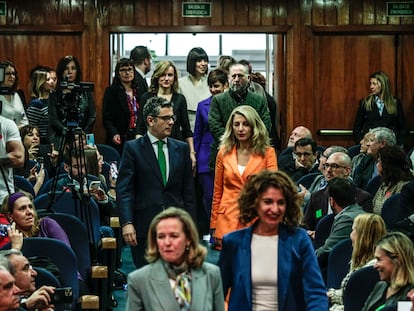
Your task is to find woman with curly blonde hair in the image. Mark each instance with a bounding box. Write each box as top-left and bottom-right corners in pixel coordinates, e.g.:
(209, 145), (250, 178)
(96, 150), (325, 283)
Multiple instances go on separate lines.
(210, 105), (277, 249)
(127, 207), (224, 310)
(219, 170), (328, 310)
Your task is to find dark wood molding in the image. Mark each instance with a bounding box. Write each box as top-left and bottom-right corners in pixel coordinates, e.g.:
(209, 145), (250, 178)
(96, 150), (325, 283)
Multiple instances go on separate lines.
(108, 25), (291, 34)
(309, 25), (414, 35)
(0, 25), (84, 34)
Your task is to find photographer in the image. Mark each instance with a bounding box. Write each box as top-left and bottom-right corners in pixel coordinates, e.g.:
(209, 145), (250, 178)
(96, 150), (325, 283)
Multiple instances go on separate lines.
(48, 56), (96, 150)
(0, 249), (56, 311)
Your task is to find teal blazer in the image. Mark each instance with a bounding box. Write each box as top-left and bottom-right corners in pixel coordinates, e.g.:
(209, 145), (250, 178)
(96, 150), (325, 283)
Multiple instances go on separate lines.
(126, 259), (225, 311)
(219, 224), (328, 311)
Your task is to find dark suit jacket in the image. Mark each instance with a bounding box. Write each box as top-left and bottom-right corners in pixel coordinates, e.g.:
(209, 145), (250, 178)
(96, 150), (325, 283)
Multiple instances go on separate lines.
(303, 186), (373, 231)
(278, 155), (319, 182)
(116, 135), (195, 238)
(126, 259), (225, 311)
(102, 84), (139, 152)
(218, 225), (328, 311)
(352, 154), (376, 190)
(134, 70), (148, 103)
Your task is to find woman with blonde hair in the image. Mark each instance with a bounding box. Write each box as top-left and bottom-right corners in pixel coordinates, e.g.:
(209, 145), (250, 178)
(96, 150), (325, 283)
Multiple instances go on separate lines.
(328, 213), (387, 310)
(353, 71), (407, 145)
(210, 105), (277, 249)
(362, 231), (414, 310)
(137, 60), (196, 170)
(126, 207), (224, 310)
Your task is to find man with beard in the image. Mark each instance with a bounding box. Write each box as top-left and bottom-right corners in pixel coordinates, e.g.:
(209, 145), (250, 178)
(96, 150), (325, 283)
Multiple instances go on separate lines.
(208, 62), (271, 170)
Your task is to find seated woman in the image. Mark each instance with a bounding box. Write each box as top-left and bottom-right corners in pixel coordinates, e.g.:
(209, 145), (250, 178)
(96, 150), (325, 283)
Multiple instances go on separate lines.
(328, 213), (387, 310)
(126, 207), (224, 310)
(361, 232), (414, 310)
(0, 192), (70, 250)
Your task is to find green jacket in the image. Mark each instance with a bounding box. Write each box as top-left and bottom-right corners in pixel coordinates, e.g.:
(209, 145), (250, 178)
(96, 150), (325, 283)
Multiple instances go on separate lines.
(208, 90), (271, 170)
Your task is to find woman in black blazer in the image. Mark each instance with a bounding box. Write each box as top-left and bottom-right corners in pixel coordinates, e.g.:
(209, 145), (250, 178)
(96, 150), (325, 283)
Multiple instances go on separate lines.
(102, 58), (139, 154)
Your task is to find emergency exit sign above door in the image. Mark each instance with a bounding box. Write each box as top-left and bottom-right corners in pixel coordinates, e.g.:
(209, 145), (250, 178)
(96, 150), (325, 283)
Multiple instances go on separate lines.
(387, 2), (414, 16)
(182, 2), (211, 17)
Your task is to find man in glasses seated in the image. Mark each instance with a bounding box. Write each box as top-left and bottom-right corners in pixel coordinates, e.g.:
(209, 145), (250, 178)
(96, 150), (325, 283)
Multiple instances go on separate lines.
(279, 137), (319, 182)
(301, 152), (373, 238)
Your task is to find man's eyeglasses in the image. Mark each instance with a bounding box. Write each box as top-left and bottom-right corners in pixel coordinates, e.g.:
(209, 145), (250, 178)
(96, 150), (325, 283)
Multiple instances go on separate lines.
(153, 115), (177, 122)
(294, 152), (312, 158)
(323, 163), (347, 170)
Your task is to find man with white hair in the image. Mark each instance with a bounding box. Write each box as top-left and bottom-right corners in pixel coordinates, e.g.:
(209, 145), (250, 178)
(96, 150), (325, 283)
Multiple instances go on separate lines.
(0, 265), (20, 311)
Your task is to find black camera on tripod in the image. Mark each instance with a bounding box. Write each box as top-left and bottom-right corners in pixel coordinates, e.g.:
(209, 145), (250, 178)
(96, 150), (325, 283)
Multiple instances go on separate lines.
(59, 79), (94, 128)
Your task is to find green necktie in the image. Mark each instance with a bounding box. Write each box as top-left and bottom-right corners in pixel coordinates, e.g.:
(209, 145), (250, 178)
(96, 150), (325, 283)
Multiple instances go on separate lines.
(157, 140), (167, 185)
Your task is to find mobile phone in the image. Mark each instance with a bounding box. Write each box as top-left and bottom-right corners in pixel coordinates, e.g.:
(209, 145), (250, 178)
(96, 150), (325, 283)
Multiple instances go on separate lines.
(86, 133), (95, 146)
(90, 180), (101, 190)
(110, 161), (118, 179)
(50, 287), (73, 304)
(0, 224), (10, 237)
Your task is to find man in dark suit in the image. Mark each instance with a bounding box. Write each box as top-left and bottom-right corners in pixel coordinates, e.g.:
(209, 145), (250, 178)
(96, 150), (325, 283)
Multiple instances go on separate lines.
(130, 45), (151, 101)
(302, 152), (373, 235)
(117, 97), (196, 268)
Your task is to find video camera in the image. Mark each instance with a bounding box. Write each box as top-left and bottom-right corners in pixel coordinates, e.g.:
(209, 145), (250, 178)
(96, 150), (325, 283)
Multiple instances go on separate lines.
(59, 78), (94, 128)
(0, 64), (13, 96)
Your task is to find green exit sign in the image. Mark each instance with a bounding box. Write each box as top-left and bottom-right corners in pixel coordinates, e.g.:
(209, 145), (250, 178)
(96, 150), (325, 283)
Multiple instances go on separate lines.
(387, 2), (414, 16)
(0, 1), (6, 17)
(182, 2), (211, 17)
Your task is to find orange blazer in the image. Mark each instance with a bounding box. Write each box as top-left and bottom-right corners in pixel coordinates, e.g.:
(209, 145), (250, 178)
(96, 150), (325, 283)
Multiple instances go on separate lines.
(210, 146), (277, 242)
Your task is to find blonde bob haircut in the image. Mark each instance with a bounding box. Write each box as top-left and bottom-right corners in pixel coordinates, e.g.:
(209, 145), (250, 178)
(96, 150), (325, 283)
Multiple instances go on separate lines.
(145, 207), (207, 269)
(148, 60), (179, 94)
(220, 105), (270, 156)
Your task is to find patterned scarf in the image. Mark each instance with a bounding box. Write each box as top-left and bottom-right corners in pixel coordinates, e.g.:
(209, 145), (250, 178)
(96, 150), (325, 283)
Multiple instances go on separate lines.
(163, 260), (192, 310)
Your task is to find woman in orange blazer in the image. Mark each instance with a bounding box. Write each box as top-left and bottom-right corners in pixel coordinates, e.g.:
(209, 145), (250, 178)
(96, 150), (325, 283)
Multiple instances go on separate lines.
(210, 105), (277, 249)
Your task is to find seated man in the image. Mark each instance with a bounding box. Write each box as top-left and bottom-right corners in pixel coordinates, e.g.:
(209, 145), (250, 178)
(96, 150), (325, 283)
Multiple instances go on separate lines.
(352, 127), (397, 189)
(302, 152), (372, 236)
(0, 249), (56, 310)
(0, 265), (20, 311)
(279, 137), (319, 182)
(315, 178), (366, 272)
(278, 125), (312, 167)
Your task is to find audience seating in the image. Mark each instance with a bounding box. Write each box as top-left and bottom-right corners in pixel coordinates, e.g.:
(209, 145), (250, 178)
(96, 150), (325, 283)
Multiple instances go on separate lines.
(13, 175), (35, 197)
(326, 238), (353, 289)
(296, 172), (321, 189)
(313, 213), (335, 249)
(96, 144), (121, 163)
(279, 145), (326, 159)
(343, 265), (379, 311)
(347, 144), (361, 159)
(381, 193), (401, 230)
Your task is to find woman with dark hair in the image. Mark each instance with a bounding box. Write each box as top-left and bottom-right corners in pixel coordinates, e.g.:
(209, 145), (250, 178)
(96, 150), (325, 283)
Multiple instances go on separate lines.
(48, 55), (96, 149)
(353, 71), (407, 145)
(0, 60), (28, 127)
(137, 60), (196, 169)
(126, 207), (224, 310)
(372, 144), (413, 215)
(219, 170), (328, 310)
(102, 58), (138, 154)
(179, 47), (211, 130)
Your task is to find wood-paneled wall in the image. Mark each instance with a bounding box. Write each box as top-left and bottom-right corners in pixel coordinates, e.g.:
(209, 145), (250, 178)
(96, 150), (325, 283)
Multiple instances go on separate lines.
(0, 0), (413, 149)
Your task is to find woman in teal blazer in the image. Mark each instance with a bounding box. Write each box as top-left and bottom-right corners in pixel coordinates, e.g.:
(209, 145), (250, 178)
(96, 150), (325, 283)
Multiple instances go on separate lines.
(218, 170), (328, 311)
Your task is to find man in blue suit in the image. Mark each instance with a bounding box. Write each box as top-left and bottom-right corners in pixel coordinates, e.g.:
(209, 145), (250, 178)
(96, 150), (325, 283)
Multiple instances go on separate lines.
(117, 96), (196, 268)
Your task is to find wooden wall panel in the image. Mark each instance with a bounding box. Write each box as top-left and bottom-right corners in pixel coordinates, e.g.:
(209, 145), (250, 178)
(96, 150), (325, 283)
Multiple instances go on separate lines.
(401, 35), (414, 147)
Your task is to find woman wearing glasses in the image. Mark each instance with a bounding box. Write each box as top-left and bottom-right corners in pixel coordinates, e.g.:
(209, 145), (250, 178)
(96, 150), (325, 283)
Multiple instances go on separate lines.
(210, 105), (277, 250)
(137, 60), (196, 170)
(103, 58), (138, 154)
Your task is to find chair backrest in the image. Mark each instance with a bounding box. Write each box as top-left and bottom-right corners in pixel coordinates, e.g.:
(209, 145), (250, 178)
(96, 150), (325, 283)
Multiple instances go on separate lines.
(296, 173), (321, 188)
(343, 266), (379, 311)
(34, 267), (62, 287)
(347, 144), (361, 159)
(47, 213), (92, 281)
(13, 175), (35, 197)
(326, 238), (353, 289)
(365, 175), (381, 196)
(314, 213), (335, 249)
(96, 144), (121, 163)
(382, 193), (402, 230)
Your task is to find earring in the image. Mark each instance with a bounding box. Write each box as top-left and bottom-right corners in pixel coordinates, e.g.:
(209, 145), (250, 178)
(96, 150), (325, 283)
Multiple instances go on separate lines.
(185, 245), (190, 251)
